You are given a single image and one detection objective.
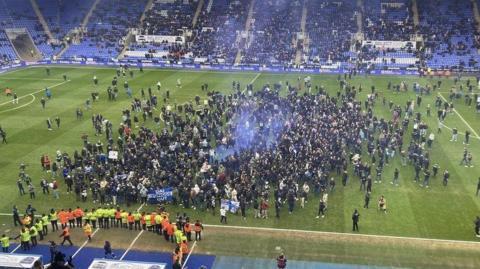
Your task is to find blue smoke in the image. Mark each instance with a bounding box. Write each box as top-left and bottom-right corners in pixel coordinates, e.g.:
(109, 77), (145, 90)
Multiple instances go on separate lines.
(215, 99), (290, 160)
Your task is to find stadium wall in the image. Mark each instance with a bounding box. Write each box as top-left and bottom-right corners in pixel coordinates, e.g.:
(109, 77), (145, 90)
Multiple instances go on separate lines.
(0, 60), (424, 76)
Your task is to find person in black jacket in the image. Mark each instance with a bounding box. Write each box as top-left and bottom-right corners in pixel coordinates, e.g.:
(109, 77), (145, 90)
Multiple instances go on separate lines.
(476, 178), (480, 196)
(475, 216), (480, 237)
(352, 209), (360, 232)
(364, 192), (371, 209)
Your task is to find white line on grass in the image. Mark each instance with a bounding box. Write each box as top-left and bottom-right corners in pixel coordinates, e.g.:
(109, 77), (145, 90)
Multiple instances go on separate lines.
(119, 229), (144, 260)
(182, 240), (197, 269)
(118, 203), (146, 260)
(0, 67), (30, 75)
(439, 121), (480, 140)
(0, 94), (35, 114)
(203, 224), (480, 245)
(71, 227), (100, 258)
(241, 73), (261, 94)
(249, 73), (261, 85)
(438, 93), (480, 138)
(0, 80), (71, 107)
(0, 77), (63, 81)
(10, 244), (21, 253)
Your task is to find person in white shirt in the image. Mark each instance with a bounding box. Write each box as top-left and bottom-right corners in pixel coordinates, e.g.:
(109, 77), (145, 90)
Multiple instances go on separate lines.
(220, 207), (227, 224)
(427, 132), (435, 148)
(301, 183), (310, 208)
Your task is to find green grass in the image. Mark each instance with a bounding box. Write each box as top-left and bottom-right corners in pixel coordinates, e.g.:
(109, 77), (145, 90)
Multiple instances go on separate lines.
(1, 66), (480, 268)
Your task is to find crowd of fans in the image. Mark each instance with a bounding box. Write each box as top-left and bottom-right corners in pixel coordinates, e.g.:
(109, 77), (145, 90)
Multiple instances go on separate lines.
(18, 67), (466, 221)
(141, 0), (196, 36)
(363, 0), (415, 41)
(191, 0), (248, 64)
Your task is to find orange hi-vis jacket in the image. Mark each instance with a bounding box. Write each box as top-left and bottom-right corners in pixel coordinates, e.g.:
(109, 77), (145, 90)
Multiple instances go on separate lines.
(115, 210), (121, 220)
(127, 215), (134, 223)
(194, 222), (203, 232)
(140, 215), (146, 225)
(63, 227), (70, 237)
(73, 208), (84, 218)
(58, 211), (68, 224)
(161, 218), (169, 230)
(180, 242), (188, 254)
(67, 211), (74, 221)
(150, 213), (156, 225)
(166, 223), (174, 236)
(184, 223), (191, 233)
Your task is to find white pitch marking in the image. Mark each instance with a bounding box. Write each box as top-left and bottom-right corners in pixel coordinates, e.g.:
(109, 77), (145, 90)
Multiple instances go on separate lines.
(0, 94), (35, 114)
(438, 93), (480, 138)
(202, 223), (480, 245)
(0, 80), (71, 107)
(182, 240), (197, 269)
(71, 227), (100, 258)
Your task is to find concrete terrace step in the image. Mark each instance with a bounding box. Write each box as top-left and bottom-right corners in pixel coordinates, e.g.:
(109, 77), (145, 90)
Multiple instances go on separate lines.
(30, 0), (54, 41)
(192, 0), (205, 28)
(234, 0), (255, 65)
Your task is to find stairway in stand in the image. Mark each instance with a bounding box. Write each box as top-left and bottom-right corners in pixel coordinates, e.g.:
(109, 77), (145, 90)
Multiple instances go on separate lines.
(30, 0), (54, 41)
(56, 0), (101, 58)
(411, 0), (420, 30)
(118, 0), (156, 59)
(234, 0), (255, 65)
(294, 0), (308, 66)
(192, 0), (205, 28)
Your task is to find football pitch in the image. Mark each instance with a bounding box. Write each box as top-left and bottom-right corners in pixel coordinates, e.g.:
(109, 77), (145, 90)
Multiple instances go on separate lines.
(0, 66), (480, 268)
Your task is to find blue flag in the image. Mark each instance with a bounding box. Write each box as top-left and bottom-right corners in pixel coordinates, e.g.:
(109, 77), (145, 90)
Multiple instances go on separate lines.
(147, 188), (173, 204)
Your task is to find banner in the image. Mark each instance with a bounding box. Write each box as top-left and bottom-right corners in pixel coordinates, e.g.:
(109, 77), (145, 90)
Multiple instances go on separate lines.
(108, 150), (118, 160)
(135, 35), (184, 44)
(88, 258), (166, 269)
(221, 199), (240, 213)
(0, 60), (429, 76)
(0, 253), (42, 268)
(147, 188), (173, 204)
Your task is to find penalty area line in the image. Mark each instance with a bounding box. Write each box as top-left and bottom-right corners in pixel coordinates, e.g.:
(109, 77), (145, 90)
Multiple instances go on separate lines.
(119, 203), (146, 260)
(71, 227), (100, 258)
(119, 229), (144, 260)
(439, 122), (480, 140)
(438, 93), (480, 138)
(0, 94), (36, 114)
(10, 244), (21, 253)
(0, 79), (71, 106)
(182, 240), (197, 269)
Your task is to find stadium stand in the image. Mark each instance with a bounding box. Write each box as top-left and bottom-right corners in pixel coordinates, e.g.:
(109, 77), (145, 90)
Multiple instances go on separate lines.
(304, 0), (357, 66)
(241, 0), (302, 66)
(0, 0), (60, 59)
(0, 30), (17, 65)
(37, 0), (95, 41)
(191, 0), (249, 64)
(61, 0), (148, 61)
(418, 0), (480, 70)
(124, 0), (197, 63)
(0, 0), (480, 71)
